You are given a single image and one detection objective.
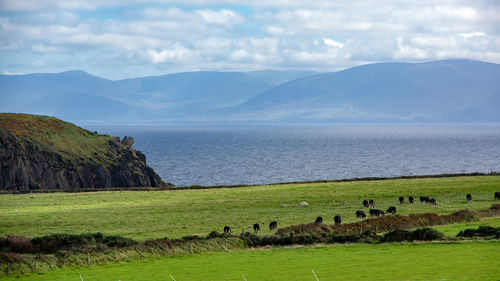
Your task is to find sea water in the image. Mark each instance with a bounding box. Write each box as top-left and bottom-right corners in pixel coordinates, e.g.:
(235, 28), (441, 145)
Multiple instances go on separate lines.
(87, 124), (500, 187)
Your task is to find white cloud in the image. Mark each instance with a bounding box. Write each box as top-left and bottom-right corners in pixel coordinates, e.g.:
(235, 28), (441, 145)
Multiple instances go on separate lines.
(323, 38), (344, 48)
(229, 49), (249, 61)
(147, 46), (196, 63)
(435, 6), (478, 20)
(458, 32), (486, 40)
(394, 37), (429, 59)
(31, 43), (62, 53)
(195, 9), (243, 25)
(263, 26), (290, 36)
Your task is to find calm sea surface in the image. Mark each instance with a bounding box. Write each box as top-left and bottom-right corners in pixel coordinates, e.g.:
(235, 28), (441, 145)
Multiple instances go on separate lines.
(87, 124), (500, 187)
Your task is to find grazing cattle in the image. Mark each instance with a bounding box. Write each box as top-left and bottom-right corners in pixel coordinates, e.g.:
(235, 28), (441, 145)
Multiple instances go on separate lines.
(399, 196), (404, 204)
(334, 215), (342, 225)
(314, 216), (323, 224)
(430, 198), (436, 206)
(420, 196), (430, 204)
(356, 210), (366, 219)
(223, 226), (232, 234)
(369, 199), (375, 207)
(386, 206), (396, 214)
(269, 221), (278, 231)
(466, 194), (472, 203)
(253, 223), (260, 234)
(409, 196), (414, 204)
(495, 192), (500, 200)
(363, 200), (369, 208)
(369, 209), (385, 217)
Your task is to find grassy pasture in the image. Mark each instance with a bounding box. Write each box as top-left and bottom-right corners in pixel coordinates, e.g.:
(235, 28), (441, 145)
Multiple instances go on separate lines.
(4, 241), (500, 281)
(1, 175), (499, 240)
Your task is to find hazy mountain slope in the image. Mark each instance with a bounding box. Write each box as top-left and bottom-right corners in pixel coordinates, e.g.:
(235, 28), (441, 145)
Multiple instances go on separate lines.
(228, 60), (500, 122)
(0, 70), (114, 100)
(1, 61), (498, 123)
(113, 71), (273, 111)
(0, 70), (316, 122)
(244, 70), (319, 86)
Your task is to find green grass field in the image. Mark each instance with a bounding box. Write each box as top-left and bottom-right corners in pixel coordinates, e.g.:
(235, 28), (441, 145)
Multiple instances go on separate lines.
(4, 241), (499, 281)
(1, 175), (499, 240)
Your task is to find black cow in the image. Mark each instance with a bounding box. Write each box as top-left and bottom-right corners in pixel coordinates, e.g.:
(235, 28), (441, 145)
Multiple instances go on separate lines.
(399, 196), (404, 204)
(253, 223), (260, 234)
(386, 206), (396, 214)
(223, 226), (232, 234)
(269, 221), (278, 231)
(315, 216), (323, 224)
(369, 199), (375, 207)
(369, 209), (385, 217)
(495, 192), (500, 200)
(356, 210), (366, 219)
(466, 194), (472, 203)
(363, 200), (369, 208)
(429, 198), (436, 206)
(334, 215), (342, 225)
(409, 196), (414, 204)
(420, 196), (430, 204)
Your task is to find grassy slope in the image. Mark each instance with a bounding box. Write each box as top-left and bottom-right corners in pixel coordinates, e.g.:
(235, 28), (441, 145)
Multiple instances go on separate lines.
(1, 175), (499, 240)
(4, 242), (500, 281)
(0, 113), (116, 166)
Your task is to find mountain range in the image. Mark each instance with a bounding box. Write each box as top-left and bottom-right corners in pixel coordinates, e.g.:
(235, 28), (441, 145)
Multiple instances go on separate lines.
(1, 59), (499, 123)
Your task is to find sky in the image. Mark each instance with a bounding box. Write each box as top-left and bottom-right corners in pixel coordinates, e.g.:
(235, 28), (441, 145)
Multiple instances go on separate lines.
(0, 0), (499, 80)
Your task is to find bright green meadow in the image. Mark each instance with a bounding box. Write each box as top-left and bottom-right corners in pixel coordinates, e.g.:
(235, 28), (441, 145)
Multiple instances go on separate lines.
(4, 241), (499, 281)
(1, 175), (499, 240)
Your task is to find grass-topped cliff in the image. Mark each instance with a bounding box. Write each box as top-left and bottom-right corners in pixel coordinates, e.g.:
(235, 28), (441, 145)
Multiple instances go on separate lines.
(0, 113), (166, 190)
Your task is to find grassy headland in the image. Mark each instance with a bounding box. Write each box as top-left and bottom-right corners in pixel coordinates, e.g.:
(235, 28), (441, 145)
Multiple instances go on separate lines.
(0, 113), (116, 166)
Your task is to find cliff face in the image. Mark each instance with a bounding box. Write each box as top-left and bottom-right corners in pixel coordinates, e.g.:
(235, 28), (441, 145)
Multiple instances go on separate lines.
(0, 113), (167, 191)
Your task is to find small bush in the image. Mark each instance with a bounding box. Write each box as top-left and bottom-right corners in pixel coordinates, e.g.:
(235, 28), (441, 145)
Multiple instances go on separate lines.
(0, 252), (22, 263)
(329, 234), (362, 243)
(383, 229), (413, 242)
(30, 233), (135, 253)
(181, 235), (199, 241)
(457, 226), (500, 238)
(383, 228), (444, 242)
(0, 236), (34, 253)
(412, 228), (443, 241)
(102, 235), (135, 247)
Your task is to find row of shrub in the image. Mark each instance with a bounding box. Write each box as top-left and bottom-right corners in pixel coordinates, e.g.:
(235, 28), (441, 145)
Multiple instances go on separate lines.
(0, 233), (136, 254)
(276, 208), (488, 238)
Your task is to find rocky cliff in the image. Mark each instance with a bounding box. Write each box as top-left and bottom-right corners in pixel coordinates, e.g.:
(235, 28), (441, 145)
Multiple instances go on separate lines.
(0, 113), (169, 191)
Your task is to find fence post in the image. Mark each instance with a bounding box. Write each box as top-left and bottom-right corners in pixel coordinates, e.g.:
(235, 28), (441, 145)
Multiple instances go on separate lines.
(312, 269), (320, 281)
